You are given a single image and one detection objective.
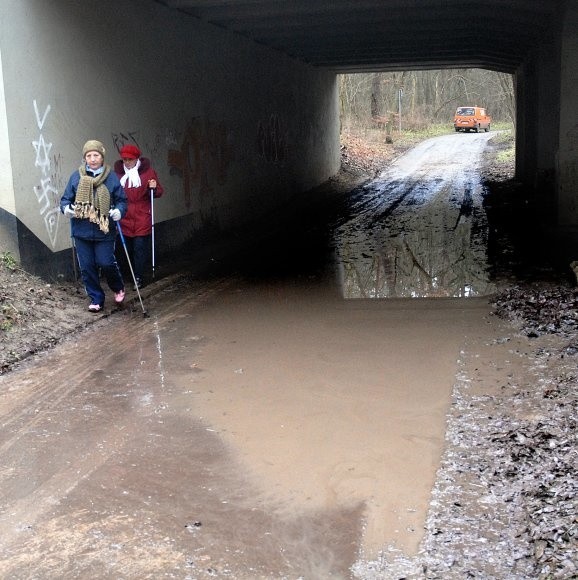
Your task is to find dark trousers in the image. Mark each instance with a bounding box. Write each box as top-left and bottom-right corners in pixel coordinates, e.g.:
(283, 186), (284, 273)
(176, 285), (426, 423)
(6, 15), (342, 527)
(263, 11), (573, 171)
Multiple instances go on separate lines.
(74, 237), (124, 306)
(122, 235), (151, 282)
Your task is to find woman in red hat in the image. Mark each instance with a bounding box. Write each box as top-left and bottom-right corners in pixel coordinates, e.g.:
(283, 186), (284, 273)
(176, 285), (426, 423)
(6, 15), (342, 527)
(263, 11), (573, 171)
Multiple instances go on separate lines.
(114, 144), (164, 289)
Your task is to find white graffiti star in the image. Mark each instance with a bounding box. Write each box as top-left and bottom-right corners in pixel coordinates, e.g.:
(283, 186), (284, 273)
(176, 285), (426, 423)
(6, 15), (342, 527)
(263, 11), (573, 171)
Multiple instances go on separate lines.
(32, 134), (52, 176)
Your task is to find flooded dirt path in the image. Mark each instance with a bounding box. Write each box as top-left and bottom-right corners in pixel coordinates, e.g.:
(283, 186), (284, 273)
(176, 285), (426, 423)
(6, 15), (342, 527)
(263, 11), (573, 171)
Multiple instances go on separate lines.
(1, 133), (501, 578)
(335, 132), (496, 298)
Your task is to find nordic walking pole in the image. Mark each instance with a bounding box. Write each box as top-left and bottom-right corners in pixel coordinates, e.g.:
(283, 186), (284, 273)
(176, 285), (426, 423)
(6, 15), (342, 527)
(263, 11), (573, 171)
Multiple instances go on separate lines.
(150, 187), (155, 279)
(70, 227), (78, 281)
(117, 222), (149, 318)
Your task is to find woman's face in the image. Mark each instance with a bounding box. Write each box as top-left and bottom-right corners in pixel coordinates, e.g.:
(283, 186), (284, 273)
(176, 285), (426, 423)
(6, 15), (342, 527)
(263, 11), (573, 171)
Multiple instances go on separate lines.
(85, 151), (104, 171)
(123, 157), (138, 169)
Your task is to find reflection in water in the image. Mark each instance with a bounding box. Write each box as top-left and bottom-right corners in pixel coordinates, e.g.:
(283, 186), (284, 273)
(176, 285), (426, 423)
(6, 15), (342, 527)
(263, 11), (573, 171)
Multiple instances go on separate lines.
(334, 134), (497, 299)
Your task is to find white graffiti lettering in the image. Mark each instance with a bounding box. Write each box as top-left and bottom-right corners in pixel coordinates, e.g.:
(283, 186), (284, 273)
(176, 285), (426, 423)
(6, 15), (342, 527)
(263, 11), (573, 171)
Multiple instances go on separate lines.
(34, 177), (56, 213)
(32, 100), (59, 248)
(43, 207), (60, 244)
(33, 177), (59, 247)
(34, 101), (51, 131)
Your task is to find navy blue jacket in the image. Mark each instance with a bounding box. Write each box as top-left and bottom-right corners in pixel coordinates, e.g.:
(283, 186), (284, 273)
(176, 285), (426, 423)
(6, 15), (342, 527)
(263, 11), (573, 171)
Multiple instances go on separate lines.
(60, 167), (127, 241)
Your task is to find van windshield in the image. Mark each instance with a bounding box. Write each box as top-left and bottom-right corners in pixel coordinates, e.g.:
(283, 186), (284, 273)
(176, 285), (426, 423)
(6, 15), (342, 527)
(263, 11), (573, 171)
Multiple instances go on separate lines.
(457, 107), (475, 116)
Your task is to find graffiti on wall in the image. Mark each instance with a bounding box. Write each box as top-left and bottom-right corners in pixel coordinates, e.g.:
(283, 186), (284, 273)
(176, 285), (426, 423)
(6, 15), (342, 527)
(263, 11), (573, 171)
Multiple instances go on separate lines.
(256, 114), (288, 164)
(168, 117), (234, 209)
(32, 100), (62, 248)
(112, 129), (177, 171)
(111, 131), (141, 157)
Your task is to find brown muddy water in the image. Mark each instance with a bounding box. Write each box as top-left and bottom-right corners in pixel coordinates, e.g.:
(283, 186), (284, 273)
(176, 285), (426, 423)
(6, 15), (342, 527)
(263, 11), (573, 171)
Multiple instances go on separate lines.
(0, 133), (501, 579)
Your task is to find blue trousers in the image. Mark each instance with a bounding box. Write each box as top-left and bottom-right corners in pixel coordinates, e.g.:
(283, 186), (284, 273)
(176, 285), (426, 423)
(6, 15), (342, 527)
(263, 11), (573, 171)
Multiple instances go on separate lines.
(122, 234), (150, 282)
(74, 237), (124, 306)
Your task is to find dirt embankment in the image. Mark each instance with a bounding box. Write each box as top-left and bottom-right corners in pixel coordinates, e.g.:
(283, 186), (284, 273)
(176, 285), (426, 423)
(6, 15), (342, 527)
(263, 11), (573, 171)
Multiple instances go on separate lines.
(0, 258), (95, 373)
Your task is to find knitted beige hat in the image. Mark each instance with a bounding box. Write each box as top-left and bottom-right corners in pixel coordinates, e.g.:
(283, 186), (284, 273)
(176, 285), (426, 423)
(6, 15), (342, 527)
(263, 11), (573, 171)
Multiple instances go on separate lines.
(82, 140), (106, 158)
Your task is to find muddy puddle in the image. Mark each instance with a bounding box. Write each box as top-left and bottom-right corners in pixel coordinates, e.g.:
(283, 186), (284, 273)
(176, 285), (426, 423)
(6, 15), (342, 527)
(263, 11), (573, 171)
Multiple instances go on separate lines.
(0, 133), (501, 578)
(334, 133), (496, 298)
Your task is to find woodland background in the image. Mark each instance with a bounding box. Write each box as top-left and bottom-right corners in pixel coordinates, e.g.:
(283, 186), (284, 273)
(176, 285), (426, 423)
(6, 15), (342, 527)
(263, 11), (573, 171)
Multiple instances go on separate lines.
(339, 68), (515, 133)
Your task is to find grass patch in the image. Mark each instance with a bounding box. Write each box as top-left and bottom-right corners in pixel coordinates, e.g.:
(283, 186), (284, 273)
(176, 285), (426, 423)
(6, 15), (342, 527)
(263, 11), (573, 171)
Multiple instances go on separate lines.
(0, 252), (17, 271)
(398, 123), (452, 141)
(496, 147), (515, 164)
(489, 126), (515, 163)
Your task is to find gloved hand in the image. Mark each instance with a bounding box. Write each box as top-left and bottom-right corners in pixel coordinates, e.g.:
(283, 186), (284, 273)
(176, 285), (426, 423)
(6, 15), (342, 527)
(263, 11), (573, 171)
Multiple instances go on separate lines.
(109, 208), (121, 222)
(63, 204), (75, 218)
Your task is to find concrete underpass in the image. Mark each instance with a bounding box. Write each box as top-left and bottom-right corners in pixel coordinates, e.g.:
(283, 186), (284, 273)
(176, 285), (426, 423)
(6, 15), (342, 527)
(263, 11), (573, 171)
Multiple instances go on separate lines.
(0, 0), (577, 275)
(0, 2), (577, 579)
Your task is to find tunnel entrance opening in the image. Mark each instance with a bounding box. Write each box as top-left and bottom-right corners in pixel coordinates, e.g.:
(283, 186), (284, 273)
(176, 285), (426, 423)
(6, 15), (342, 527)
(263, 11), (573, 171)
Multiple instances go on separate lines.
(334, 69), (517, 298)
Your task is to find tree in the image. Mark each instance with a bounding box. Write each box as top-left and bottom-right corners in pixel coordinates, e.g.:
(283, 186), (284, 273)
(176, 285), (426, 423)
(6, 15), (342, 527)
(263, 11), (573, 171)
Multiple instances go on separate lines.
(340, 69), (515, 132)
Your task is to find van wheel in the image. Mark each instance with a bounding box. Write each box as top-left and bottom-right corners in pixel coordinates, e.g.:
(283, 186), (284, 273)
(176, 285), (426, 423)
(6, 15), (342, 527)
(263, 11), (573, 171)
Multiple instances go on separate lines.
(455, 127), (460, 132)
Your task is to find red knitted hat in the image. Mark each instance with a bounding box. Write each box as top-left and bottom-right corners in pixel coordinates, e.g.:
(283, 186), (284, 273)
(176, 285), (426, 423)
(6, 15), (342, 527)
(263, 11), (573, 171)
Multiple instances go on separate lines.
(120, 144), (141, 159)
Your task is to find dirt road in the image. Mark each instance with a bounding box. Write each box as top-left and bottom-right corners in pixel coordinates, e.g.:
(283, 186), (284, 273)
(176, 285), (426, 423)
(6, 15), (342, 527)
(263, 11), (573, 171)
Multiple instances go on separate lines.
(335, 132), (496, 298)
(1, 133), (507, 578)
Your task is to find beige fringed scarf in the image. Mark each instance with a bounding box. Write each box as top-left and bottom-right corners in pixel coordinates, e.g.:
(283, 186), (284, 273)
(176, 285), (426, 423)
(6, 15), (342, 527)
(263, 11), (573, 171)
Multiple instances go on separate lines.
(74, 165), (112, 233)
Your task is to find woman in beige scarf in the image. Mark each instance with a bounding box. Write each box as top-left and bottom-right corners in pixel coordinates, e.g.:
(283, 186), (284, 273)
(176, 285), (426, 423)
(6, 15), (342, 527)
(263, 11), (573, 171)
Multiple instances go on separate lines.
(60, 140), (128, 313)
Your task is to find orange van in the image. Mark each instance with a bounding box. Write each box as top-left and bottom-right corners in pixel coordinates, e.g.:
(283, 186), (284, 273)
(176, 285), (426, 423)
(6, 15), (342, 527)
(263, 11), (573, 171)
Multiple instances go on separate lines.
(453, 106), (491, 132)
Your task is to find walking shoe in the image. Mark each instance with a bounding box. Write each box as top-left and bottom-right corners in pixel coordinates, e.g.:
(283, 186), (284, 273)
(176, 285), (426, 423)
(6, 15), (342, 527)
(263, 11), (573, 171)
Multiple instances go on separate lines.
(133, 278), (143, 291)
(114, 289), (125, 303)
(88, 303), (102, 312)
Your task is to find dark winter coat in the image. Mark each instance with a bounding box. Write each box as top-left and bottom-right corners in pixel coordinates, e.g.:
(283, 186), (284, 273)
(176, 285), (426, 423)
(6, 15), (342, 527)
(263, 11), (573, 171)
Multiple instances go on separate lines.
(113, 157), (164, 238)
(60, 167), (127, 241)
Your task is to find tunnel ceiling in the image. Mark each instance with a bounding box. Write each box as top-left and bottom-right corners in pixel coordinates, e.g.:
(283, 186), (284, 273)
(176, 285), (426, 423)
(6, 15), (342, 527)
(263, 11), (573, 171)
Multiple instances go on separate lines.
(156, 0), (562, 73)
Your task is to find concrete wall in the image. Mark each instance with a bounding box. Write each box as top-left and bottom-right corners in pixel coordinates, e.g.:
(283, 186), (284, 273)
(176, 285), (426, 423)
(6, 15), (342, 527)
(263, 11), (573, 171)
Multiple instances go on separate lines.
(0, 0), (340, 278)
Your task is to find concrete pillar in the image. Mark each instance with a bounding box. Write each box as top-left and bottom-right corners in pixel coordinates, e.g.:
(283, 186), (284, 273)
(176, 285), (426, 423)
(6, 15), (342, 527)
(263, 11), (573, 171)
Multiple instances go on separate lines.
(514, 59), (535, 187)
(557, 0), (578, 226)
(515, 36), (560, 220)
(534, 39), (561, 201)
(0, 48), (19, 259)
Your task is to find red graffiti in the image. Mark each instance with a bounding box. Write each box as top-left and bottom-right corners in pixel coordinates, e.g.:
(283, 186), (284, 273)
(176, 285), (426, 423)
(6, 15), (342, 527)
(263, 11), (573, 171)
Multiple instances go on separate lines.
(168, 118), (233, 209)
